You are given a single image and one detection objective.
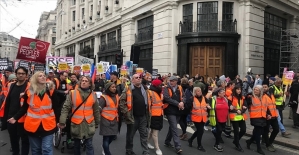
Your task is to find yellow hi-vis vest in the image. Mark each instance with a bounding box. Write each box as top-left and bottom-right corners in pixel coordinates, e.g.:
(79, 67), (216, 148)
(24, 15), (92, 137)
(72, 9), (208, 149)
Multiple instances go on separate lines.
(273, 85), (283, 106)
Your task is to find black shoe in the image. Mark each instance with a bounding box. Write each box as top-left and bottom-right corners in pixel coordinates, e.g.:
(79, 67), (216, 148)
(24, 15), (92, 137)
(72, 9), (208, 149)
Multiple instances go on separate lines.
(220, 138), (224, 144)
(236, 144), (244, 152)
(176, 148), (182, 154)
(164, 143), (174, 148)
(187, 139), (192, 147)
(257, 148), (265, 155)
(246, 140), (251, 149)
(198, 145), (206, 152)
(126, 150), (136, 155)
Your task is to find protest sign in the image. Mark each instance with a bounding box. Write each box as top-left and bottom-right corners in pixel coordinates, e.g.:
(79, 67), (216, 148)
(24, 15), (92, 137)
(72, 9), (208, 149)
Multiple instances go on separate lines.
(18, 60), (30, 68)
(136, 68), (144, 74)
(58, 62), (68, 72)
(33, 64), (45, 73)
(46, 57), (74, 69)
(96, 63), (104, 74)
(16, 37), (49, 63)
(82, 64), (91, 75)
(0, 58), (8, 70)
(76, 55), (94, 65)
(73, 65), (81, 74)
(99, 61), (109, 72)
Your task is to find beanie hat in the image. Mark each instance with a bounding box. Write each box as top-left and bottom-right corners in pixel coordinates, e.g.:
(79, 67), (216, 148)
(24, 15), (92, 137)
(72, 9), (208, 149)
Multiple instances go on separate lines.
(104, 82), (114, 91)
(193, 80), (205, 91)
(4, 66), (13, 72)
(152, 79), (162, 87)
(269, 77), (276, 82)
(8, 74), (17, 81)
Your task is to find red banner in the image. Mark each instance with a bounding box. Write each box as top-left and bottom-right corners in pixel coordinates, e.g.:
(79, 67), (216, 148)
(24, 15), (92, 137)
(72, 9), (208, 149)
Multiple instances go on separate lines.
(16, 37), (50, 63)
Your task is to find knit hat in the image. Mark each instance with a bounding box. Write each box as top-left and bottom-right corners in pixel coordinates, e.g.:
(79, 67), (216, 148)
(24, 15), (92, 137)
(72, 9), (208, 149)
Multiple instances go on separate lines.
(4, 66), (13, 72)
(104, 82), (114, 91)
(152, 79), (162, 87)
(269, 77), (276, 82)
(8, 74), (17, 81)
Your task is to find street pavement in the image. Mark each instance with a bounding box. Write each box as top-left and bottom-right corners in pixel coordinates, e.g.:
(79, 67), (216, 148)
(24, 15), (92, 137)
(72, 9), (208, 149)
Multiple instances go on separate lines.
(0, 118), (298, 155)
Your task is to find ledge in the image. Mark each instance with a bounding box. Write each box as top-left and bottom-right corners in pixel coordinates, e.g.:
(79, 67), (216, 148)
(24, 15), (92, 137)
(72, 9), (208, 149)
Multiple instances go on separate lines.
(176, 32), (240, 39)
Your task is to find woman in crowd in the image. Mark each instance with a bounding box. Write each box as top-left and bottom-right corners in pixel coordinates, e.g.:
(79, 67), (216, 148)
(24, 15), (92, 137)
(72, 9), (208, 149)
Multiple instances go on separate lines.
(179, 77), (190, 140)
(245, 85), (270, 155)
(98, 82), (119, 155)
(228, 85), (247, 152)
(8, 71), (60, 155)
(58, 76), (100, 155)
(187, 87), (210, 152)
(180, 78), (189, 92)
(209, 88), (229, 152)
(147, 79), (164, 155)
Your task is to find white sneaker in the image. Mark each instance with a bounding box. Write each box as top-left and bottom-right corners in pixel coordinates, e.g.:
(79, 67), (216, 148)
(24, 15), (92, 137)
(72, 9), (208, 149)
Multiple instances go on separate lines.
(101, 145), (105, 155)
(156, 149), (162, 155)
(204, 126), (208, 131)
(148, 143), (155, 149)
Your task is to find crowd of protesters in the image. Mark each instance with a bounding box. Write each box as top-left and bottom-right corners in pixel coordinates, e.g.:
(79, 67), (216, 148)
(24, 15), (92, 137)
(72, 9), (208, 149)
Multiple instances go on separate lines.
(0, 66), (298, 155)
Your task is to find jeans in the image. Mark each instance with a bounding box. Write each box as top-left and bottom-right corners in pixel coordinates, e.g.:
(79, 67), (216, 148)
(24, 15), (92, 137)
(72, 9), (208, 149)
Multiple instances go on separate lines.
(277, 110), (286, 132)
(278, 109), (283, 124)
(186, 114), (191, 122)
(212, 122), (226, 145)
(165, 115), (181, 150)
(249, 126), (263, 149)
(231, 120), (246, 145)
(179, 114), (187, 134)
(74, 138), (94, 155)
(102, 135), (116, 155)
(28, 134), (53, 155)
(7, 123), (30, 155)
(189, 122), (205, 147)
(126, 115), (149, 154)
(263, 118), (279, 147)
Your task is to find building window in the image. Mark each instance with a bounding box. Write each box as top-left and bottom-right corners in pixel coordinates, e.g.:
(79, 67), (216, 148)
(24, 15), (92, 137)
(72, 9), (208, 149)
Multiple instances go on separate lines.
(222, 2), (233, 31)
(197, 2), (218, 31)
(183, 4), (193, 32)
(52, 37), (56, 45)
(100, 34), (106, 50)
(82, 8), (85, 19)
(107, 31), (116, 49)
(80, 42), (84, 51)
(117, 29), (121, 44)
(72, 0), (76, 5)
(52, 27), (56, 33)
(72, 11), (76, 21)
(91, 38), (95, 48)
(137, 15), (153, 42)
(264, 12), (286, 41)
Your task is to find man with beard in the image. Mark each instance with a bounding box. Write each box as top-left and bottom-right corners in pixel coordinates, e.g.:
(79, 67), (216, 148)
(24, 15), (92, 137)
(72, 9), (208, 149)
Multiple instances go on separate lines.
(68, 73), (79, 90)
(0, 67), (30, 155)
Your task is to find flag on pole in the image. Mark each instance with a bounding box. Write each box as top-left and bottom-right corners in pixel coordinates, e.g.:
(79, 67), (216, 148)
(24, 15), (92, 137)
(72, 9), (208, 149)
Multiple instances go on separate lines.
(90, 63), (96, 83)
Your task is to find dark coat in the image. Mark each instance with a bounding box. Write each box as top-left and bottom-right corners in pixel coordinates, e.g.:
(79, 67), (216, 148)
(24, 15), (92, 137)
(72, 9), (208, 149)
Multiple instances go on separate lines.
(290, 80), (299, 109)
(163, 84), (184, 115)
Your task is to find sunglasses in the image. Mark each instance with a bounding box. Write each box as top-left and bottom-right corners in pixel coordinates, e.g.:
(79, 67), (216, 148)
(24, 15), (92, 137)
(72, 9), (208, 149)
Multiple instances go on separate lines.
(133, 76), (141, 79)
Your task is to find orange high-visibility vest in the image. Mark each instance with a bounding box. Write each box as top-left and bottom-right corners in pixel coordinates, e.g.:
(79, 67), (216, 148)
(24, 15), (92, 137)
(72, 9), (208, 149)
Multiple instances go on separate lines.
(1, 77), (9, 97)
(163, 85), (183, 109)
(101, 95), (119, 121)
(191, 96), (208, 123)
(69, 83), (78, 90)
(264, 94), (278, 118)
(249, 96), (267, 119)
(24, 88), (56, 133)
(0, 82), (30, 122)
(126, 85), (132, 111)
(148, 90), (163, 116)
(70, 89), (97, 124)
(228, 96), (248, 121)
(225, 88), (232, 98)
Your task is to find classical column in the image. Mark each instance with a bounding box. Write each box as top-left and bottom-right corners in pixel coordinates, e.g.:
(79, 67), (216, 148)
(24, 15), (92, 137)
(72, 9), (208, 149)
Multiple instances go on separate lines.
(101, 0), (105, 18)
(94, 35), (99, 63)
(84, 0), (89, 22)
(92, 0), (97, 21)
(75, 0), (80, 29)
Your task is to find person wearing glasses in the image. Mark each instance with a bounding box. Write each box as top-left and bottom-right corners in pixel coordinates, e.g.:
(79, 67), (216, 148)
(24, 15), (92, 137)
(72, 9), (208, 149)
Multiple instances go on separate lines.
(120, 74), (152, 155)
(0, 67), (30, 155)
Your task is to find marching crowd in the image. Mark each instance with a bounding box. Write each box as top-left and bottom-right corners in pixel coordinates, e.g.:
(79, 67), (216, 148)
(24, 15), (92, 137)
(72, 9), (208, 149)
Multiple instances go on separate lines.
(0, 66), (298, 155)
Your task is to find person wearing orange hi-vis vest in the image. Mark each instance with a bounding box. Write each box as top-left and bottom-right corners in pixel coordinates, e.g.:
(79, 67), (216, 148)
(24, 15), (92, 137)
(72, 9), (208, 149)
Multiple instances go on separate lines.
(147, 79), (164, 155)
(119, 74), (152, 155)
(187, 87), (210, 152)
(0, 66), (13, 97)
(0, 67), (30, 155)
(58, 76), (100, 155)
(227, 85), (248, 152)
(7, 71), (60, 155)
(162, 76), (184, 154)
(98, 82), (119, 155)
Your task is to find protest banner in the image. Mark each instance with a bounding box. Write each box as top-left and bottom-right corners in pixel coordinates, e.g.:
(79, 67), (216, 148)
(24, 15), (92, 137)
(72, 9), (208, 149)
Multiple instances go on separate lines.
(96, 63), (104, 74)
(58, 62), (68, 72)
(0, 58), (8, 71)
(16, 37), (50, 63)
(18, 60), (30, 68)
(136, 68), (144, 74)
(76, 55), (94, 65)
(82, 64), (91, 75)
(33, 64), (45, 73)
(99, 61), (110, 72)
(46, 57), (74, 70)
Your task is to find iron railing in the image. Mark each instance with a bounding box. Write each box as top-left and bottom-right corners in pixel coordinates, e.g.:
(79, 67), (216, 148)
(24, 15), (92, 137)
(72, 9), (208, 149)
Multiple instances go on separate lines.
(179, 19), (237, 34)
(135, 29), (153, 43)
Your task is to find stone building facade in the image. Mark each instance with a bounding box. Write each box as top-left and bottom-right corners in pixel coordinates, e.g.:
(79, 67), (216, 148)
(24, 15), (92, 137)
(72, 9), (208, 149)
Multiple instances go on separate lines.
(54, 0), (299, 78)
(0, 32), (19, 61)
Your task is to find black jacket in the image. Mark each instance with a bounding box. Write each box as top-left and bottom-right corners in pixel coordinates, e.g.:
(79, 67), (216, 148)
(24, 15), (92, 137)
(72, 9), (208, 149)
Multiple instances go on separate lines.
(290, 80), (299, 108)
(163, 84), (184, 115)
